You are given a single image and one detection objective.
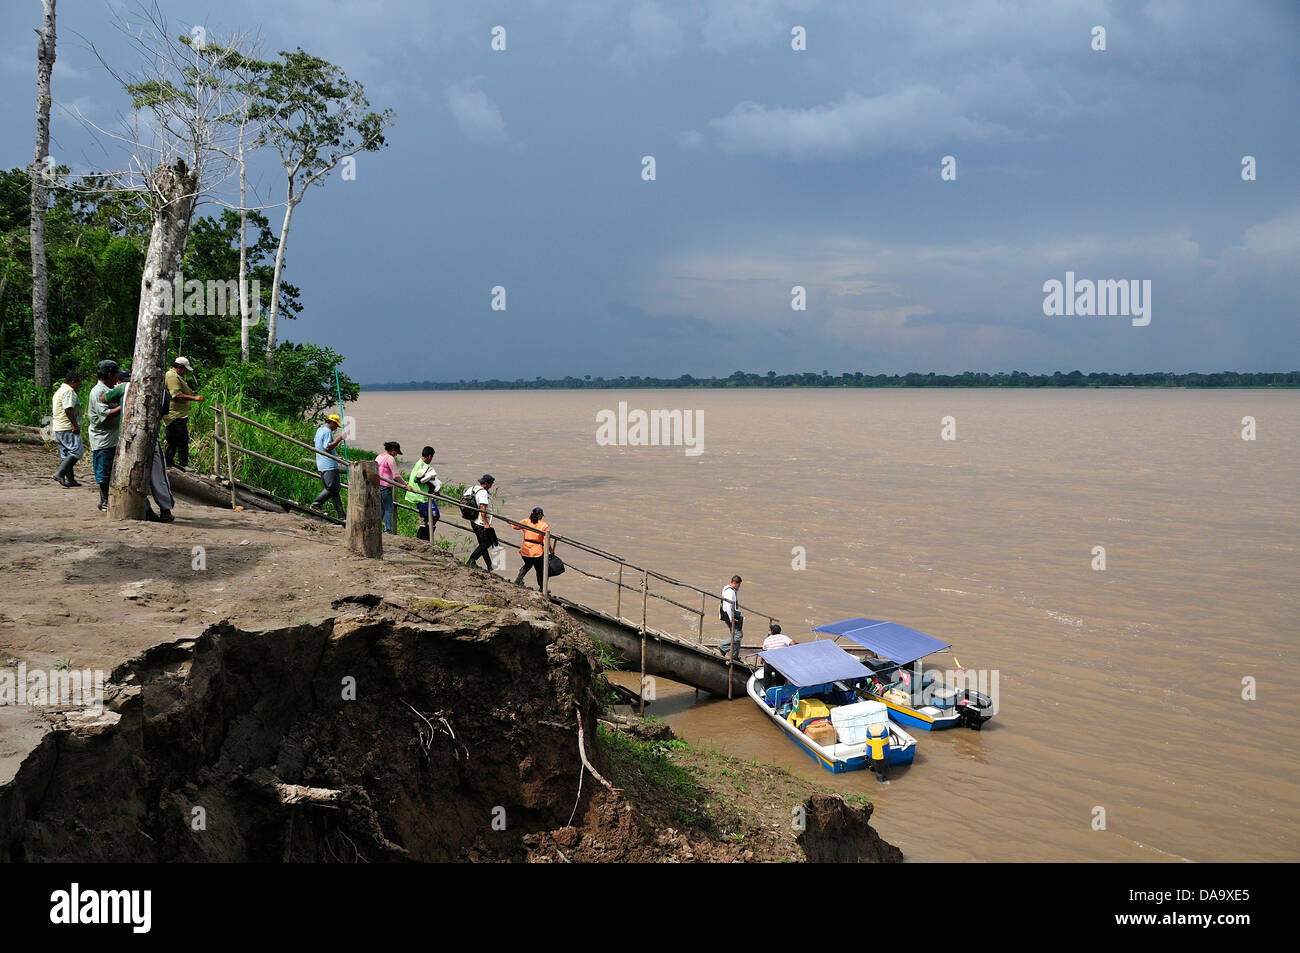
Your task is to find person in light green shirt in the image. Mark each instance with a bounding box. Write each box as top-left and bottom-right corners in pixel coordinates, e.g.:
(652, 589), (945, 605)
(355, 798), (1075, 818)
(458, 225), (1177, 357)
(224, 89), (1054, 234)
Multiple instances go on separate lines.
(404, 446), (440, 539)
(87, 360), (124, 510)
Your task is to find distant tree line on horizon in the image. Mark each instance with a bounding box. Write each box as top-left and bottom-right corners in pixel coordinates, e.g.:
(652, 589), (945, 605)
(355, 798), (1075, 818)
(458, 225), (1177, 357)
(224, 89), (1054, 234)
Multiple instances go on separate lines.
(366, 370), (1300, 391)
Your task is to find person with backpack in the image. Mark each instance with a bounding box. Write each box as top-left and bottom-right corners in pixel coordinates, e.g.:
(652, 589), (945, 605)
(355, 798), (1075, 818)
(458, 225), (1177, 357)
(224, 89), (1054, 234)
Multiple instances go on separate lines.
(404, 446), (441, 539)
(462, 474), (496, 570)
(718, 575), (744, 659)
(512, 507), (556, 589)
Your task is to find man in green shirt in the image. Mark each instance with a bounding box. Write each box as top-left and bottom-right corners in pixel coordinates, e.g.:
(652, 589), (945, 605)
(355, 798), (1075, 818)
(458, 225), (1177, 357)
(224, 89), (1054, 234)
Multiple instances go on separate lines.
(100, 369), (175, 522)
(163, 356), (204, 469)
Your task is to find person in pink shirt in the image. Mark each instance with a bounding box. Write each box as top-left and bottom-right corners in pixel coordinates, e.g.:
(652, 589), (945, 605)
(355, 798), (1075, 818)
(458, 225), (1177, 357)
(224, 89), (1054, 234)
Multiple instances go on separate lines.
(375, 441), (410, 534)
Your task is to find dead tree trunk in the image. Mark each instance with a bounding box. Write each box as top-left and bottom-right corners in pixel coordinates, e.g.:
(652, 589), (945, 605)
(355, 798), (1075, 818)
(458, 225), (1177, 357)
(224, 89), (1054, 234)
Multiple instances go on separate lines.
(107, 159), (198, 520)
(30, 0), (56, 391)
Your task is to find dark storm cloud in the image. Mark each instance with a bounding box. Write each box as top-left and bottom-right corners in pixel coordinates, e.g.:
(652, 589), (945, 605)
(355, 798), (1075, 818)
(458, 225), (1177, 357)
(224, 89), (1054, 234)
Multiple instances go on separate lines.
(2, 0), (1296, 381)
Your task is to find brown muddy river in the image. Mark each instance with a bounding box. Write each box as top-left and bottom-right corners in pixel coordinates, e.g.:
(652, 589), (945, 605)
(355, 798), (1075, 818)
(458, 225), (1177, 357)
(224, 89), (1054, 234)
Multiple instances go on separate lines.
(350, 388), (1299, 862)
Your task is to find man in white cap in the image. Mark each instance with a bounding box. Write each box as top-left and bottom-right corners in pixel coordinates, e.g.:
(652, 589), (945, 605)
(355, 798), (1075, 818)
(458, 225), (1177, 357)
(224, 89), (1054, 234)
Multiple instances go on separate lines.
(163, 356), (204, 470)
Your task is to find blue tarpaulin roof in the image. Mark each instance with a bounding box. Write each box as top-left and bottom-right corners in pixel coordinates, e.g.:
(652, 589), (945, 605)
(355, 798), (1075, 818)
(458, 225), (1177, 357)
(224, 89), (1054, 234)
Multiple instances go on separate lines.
(759, 639), (867, 687)
(812, 617), (951, 665)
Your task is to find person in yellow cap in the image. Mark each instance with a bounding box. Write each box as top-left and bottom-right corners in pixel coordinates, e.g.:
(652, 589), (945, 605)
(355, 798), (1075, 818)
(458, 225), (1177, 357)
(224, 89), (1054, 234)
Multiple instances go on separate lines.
(309, 414), (346, 517)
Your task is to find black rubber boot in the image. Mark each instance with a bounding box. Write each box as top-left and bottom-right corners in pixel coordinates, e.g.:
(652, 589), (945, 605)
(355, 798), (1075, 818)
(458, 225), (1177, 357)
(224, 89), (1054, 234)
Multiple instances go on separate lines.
(53, 458), (74, 487)
(97, 482), (108, 511)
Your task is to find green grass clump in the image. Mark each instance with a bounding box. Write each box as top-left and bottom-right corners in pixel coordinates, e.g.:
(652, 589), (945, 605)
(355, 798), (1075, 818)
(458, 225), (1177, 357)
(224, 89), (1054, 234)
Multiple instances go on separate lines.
(596, 725), (713, 830)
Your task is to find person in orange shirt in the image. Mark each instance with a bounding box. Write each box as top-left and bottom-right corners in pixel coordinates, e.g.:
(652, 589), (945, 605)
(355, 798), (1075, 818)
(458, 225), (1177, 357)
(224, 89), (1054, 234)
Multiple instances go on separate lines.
(513, 507), (556, 589)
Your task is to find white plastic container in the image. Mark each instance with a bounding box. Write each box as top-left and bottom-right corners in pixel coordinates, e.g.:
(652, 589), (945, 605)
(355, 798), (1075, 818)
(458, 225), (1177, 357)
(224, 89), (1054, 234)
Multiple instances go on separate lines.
(830, 700), (890, 745)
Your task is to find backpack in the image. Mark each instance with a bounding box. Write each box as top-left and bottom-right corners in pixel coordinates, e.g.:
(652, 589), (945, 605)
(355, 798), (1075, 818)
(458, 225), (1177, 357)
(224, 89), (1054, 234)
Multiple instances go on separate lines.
(459, 486), (481, 521)
(160, 385), (171, 418)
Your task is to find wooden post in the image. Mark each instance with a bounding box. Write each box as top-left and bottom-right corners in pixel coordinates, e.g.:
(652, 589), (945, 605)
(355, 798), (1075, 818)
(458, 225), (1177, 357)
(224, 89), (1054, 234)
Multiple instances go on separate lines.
(698, 592), (706, 643)
(345, 459), (383, 559)
(222, 405), (238, 509)
(541, 529), (550, 596)
(638, 569), (648, 715)
(615, 563), (623, 619)
(212, 406), (221, 483)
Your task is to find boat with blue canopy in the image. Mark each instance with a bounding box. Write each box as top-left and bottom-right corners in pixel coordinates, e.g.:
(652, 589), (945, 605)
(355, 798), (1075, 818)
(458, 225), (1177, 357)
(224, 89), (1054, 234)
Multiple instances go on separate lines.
(747, 639), (918, 776)
(813, 617), (994, 731)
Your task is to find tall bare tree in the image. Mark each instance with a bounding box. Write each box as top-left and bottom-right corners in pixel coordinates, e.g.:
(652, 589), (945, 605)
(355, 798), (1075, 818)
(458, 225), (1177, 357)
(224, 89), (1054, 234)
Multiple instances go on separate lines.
(209, 45), (271, 362)
(30, 0), (56, 391)
(255, 49), (393, 367)
(81, 6), (250, 519)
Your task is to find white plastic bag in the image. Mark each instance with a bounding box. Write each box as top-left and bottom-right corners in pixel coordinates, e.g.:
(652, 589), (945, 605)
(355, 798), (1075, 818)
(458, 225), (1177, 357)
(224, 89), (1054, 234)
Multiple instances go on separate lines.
(489, 545), (507, 573)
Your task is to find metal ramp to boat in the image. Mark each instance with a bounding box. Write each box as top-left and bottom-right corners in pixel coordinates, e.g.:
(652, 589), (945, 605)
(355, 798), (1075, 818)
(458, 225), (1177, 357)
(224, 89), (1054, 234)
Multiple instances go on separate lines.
(553, 596), (756, 700)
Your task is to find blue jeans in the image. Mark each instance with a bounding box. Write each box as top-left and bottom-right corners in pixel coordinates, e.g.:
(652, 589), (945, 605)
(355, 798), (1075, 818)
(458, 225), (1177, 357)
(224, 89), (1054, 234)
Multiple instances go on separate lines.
(92, 447), (116, 484)
(55, 430), (83, 460)
(380, 487), (395, 533)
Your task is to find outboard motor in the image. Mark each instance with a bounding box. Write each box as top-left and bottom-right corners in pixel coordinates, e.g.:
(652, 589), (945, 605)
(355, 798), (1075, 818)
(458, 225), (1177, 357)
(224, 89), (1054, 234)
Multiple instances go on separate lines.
(956, 689), (994, 730)
(864, 722), (891, 782)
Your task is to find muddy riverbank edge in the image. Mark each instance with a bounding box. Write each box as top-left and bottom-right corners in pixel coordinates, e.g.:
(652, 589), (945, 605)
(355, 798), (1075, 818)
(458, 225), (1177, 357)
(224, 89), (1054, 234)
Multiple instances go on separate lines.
(0, 440), (900, 862)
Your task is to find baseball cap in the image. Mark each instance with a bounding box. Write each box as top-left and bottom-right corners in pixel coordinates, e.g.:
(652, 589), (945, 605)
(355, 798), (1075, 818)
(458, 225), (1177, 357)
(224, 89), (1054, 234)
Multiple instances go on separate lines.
(97, 360), (120, 377)
(531, 507), (544, 517)
(174, 356), (193, 371)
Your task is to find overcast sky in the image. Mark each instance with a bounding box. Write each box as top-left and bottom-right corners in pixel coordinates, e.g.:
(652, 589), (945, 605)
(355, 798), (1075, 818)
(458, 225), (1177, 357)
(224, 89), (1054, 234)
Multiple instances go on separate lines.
(2, 0), (1297, 383)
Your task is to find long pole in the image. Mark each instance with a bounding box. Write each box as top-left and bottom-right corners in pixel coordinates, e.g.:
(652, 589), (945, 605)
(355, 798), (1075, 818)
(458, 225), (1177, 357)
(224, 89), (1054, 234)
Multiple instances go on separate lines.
(541, 528), (550, 596)
(726, 593), (737, 700)
(615, 563), (623, 619)
(334, 368), (348, 462)
(639, 569), (648, 715)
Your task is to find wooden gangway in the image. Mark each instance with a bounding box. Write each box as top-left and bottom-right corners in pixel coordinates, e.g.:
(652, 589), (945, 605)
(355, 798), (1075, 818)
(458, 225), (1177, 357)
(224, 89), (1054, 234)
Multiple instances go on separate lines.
(207, 404), (777, 701)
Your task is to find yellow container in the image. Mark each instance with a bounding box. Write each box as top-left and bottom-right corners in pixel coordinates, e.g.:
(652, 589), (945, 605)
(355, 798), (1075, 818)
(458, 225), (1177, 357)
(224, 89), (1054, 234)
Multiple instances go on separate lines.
(787, 698), (832, 729)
